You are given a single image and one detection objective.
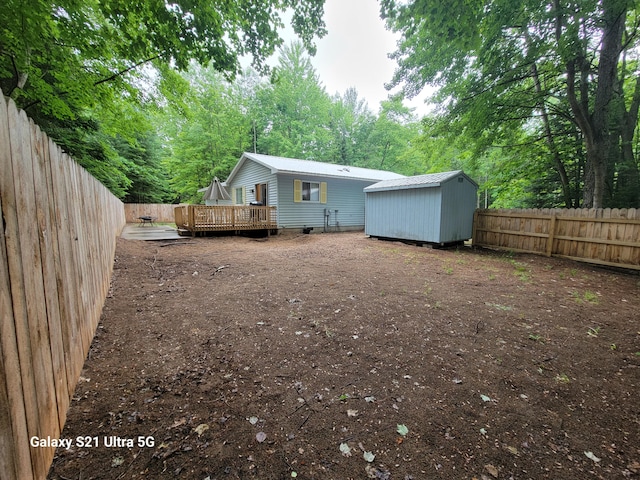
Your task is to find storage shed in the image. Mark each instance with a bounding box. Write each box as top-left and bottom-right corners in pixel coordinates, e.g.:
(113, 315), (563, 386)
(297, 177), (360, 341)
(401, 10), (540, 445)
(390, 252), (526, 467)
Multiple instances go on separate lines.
(364, 170), (478, 244)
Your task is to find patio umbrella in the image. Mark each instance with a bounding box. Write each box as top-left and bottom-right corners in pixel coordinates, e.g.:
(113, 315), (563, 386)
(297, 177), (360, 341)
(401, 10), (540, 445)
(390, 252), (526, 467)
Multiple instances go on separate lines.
(203, 177), (231, 204)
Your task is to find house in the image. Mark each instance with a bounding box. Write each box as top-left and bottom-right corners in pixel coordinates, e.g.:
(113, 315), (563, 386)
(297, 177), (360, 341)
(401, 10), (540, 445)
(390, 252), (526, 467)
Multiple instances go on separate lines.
(223, 152), (405, 231)
(364, 170), (478, 244)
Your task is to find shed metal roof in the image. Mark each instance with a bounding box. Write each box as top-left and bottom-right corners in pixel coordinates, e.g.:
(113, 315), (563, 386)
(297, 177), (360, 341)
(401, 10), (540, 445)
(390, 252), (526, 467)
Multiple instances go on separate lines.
(226, 152), (405, 184)
(364, 170), (478, 193)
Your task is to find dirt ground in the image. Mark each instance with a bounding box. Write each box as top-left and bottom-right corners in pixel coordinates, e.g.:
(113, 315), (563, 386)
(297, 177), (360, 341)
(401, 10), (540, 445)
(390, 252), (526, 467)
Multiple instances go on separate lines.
(48, 231), (640, 480)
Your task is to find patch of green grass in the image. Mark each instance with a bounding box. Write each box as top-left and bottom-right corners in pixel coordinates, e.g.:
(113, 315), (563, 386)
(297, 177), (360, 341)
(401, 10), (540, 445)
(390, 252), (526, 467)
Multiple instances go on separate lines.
(572, 290), (600, 304)
(583, 291), (599, 303)
(510, 260), (527, 271)
(528, 334), (544, 343)
(509, 260), (531, 282)
(485, 302), (512, 311)
(559, 268), (578, 280)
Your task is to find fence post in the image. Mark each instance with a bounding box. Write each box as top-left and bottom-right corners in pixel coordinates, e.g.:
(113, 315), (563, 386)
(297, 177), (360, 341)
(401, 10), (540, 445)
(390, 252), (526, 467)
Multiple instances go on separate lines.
(472, 209), (479, 246)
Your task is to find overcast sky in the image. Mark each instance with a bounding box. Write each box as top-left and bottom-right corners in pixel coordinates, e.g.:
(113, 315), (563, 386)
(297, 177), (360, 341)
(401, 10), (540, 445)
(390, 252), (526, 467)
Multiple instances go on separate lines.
(274, 0), (433, 116)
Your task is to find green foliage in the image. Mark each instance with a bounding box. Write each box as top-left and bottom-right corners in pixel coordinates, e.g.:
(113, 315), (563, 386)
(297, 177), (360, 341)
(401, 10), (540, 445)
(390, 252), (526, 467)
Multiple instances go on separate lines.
(382, 0), (640, 208)
(0, 0), (327, 202)
(1, 0), (327, 119)
(155, 43), (427, 201)
(326, 88), (376, 166)
(252, 42), (334, 159)
(38, 114), (132, 198)
(368, 95), (422, 173)
(160, 65), (252, 202)
(114, 134), (173, 203)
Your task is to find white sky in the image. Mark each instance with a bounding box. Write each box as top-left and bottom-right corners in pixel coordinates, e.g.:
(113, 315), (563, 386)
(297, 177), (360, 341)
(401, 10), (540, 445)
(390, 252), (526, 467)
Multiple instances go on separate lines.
(273, 0), (433, 117)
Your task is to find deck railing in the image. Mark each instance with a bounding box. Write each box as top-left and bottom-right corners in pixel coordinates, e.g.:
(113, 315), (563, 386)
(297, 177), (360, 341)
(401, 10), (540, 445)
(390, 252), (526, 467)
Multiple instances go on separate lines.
(175, 205), (277, 233)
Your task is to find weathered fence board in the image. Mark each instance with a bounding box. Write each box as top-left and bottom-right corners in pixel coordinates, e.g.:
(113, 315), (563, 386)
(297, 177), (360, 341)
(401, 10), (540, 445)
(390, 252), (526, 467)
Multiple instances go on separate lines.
(124, 203), (183, 223)
(4, 97), (47, 478)
(0, 96), (30, 480)
(473, 208), (640, 270)
(0, 91), (126, 480)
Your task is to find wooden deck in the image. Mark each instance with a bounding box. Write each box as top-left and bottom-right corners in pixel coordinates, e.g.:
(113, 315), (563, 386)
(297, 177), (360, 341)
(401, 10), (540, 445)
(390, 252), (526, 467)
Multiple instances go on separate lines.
(175, 205), (277, 235)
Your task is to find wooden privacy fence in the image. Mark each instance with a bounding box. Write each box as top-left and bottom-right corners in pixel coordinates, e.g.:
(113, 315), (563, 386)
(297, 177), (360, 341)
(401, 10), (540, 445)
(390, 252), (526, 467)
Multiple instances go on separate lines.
(124, 203), (184, 223)
(0, 92), (126, 479)
(473, 208), (640, 270)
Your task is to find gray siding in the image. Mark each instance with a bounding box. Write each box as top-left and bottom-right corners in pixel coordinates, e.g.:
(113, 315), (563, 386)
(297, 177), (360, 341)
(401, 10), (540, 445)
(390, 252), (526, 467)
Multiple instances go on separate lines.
(439, 177), (477, 241)
(226, 161), (278, 207)
(365, 188), (442, 241)
(365, 173), (477, 243)
(277, 174), (374, 229)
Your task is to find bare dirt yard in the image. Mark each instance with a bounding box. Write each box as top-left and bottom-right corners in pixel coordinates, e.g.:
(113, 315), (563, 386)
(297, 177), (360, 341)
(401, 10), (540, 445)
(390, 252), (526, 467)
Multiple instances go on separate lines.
(48, 231), (639, 480)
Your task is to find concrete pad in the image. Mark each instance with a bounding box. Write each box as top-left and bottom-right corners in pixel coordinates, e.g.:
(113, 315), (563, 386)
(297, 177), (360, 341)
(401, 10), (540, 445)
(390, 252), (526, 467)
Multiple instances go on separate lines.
(120, 223), (183, 241)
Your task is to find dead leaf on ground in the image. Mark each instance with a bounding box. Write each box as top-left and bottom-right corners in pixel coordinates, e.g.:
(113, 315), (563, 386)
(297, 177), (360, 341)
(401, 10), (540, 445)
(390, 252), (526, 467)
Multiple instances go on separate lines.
(484, 464), (499, 478)
(194, 423), (209, 436)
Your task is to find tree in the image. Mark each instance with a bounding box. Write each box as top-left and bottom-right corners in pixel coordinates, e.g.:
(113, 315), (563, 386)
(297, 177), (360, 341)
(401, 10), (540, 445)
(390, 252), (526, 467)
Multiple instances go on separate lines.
(160, 65), (252, 202)
(1, 0), (327, 120)
(1, 0), (327, 201)
(252, 42), (333, 159)
(326, 88), (376, 165)
(115, 133), (173, 204)
(368, 95), (421, 173)
(381, 0), (640, 208)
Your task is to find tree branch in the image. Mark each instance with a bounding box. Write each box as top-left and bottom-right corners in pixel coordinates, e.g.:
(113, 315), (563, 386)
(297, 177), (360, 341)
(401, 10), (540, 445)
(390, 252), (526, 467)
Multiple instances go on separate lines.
(94, 55), (162, 87)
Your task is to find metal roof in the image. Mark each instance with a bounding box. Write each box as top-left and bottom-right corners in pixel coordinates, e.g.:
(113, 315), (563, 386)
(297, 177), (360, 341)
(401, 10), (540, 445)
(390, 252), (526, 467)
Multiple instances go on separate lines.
(364, 170), (478, 193)
(226, 152), (405, 184)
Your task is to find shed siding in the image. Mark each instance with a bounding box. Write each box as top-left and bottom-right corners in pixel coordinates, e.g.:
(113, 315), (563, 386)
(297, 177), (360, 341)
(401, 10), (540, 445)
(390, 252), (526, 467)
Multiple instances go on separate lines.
(365, 172), (478, 243)
(439, 177), (477, 241)
(277, 174), (373, 229)
(365, 188), (442, 241)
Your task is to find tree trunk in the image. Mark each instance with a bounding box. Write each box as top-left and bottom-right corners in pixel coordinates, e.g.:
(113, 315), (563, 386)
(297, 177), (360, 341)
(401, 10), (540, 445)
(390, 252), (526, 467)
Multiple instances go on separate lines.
(617, 75), (640, 206)
(562, 0), (627, 208)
